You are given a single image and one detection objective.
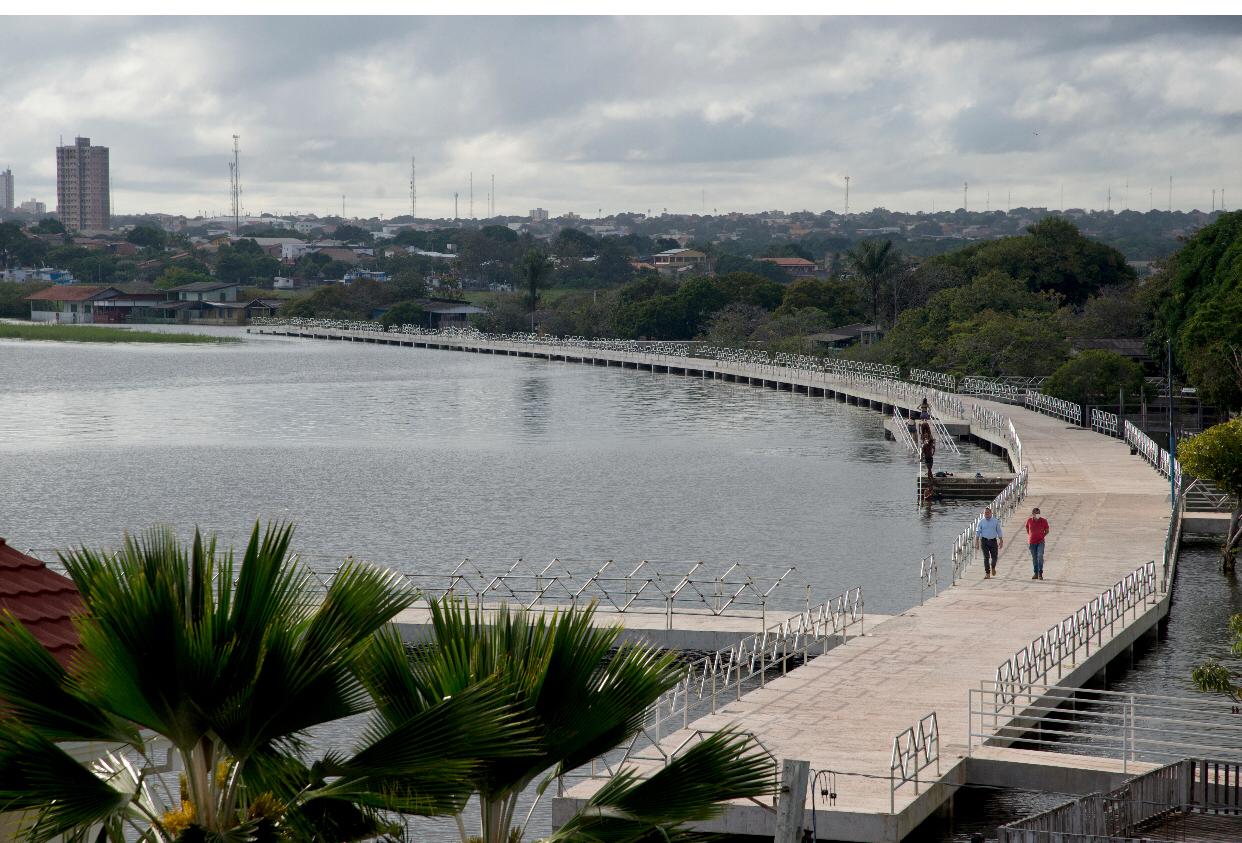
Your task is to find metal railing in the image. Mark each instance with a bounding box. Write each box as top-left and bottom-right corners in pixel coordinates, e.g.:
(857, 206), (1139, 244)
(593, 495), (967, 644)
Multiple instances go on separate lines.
(613, 587), (864, 768)
(990, 561), (1159, 709)
(919, 554), (938, 604)
(998, 758), (1242, 843)
(890, 712), (940, 812)
(1090, 408), (1120, 437)
(1024, 390), (1084, 426)
(962, 376), (1024, 403)
(972, 681), (1242, 770)
(1123, 420), (1181, 491)
(929, 416), (961, 455)
(308, 557), (799, 629)
(893, 408), (918, 455)
(973, 403), (1008, 430)
(1183, 478), (1232, 513)
(909, 368), (956, 393)
(949, 468), (1030, 583)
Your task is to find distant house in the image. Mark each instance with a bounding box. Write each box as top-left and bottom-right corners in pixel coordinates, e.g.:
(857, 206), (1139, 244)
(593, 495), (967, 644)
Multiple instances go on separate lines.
(91, 285), (174, 324)
(757, 256), (818, 278)
(25, 285), (123, 323)
(808, 323), (885, 349)
(167, 281), (241, 303)
(653, 248), (707, 276)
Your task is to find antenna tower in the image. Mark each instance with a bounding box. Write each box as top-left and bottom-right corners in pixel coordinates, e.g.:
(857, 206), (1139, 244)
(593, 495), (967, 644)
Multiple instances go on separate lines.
(843, 176), (850, 215)
(229, 134), (242, 234)
(1212, 188), (1217, 212)
(454, 192), (459, 220)
(410, 156), (417, 219)
(963, 181), (968, 212)
(469, 172), (473, 219)
(1107, 186), (1111, 212)
(1168, 176), (1173, 212)
(491, 173), (495, 217)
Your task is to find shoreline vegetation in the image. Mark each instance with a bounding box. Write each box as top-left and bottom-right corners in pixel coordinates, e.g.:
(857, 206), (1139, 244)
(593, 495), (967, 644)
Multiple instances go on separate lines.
(0, 323), (238, 344)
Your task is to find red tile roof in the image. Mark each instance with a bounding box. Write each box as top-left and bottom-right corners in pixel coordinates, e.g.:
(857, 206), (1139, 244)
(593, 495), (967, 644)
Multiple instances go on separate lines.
(0, 538), (83, 665)
(24, 285), (119, 303)
(758, 257), (817, 267)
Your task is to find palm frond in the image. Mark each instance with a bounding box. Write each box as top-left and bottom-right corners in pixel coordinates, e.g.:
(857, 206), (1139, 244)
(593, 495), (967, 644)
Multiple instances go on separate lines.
(546, 728), (776, 843)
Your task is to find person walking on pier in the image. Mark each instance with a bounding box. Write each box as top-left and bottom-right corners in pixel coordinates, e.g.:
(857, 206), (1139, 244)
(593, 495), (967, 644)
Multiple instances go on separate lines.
(1025, 507), (1050, 580)
(920, 428), (936, 479)
(977, 507), (1003, 578)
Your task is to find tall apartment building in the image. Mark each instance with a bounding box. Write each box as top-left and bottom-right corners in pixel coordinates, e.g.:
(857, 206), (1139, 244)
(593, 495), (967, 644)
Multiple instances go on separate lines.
(56, 137), (110, 231)
(0, 168), (13, 213)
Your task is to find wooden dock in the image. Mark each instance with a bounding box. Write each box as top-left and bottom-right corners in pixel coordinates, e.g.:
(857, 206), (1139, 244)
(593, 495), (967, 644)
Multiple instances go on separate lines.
(252, 326), (1179, 841)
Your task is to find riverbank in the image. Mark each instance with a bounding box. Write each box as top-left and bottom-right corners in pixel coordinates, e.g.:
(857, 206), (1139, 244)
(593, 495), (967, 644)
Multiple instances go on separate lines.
(0, 324), (238, 343)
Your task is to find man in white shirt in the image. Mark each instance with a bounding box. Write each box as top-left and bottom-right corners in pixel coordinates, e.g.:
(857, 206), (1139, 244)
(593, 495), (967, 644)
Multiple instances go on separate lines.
(977, 507), (1004, 579)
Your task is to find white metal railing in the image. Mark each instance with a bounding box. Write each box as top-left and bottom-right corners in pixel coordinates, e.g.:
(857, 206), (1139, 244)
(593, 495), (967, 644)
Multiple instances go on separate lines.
(930, 389), (967, 420)
(1123, 421), (1181, 489)
(950, 468), (1030, 583)
(307, 557), (798, 629)
(909, 368), (956, 393)
(1024, 390), (1083, 426)
(929, 416), (961, 455)
(972, 681), (1242, 770)
(973, 403), (1007, 430)
(962, 377), (1023, 403)
(890, 712), (940, 812)
(919, 554), (938, 604)
(1183, 478), (1231, 513)
(1006, 419), (1024, 468)
(616, 587), (864, 767)
(990, 561), (1159, 710)
(1090, 408), (1119, 437)
(893, 407), (918, 455)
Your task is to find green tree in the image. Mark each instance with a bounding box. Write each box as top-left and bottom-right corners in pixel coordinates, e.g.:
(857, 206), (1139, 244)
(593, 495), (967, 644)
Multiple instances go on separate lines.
(0, 522), (526, 842)
(33, 218), (66, 235)
(935, 311), (1069, 377)
(388, 598), (775, 843)
(1178, 419), (1242, 569)
(380, 300), (426, 328)
(518, 249), (551, 330)
(1042, 350), (1145, 407)
(778, 278), (863, 325)
(846, 239), (899, 326)
(126, 226), (166, 250)
(332, 224), (373, 244)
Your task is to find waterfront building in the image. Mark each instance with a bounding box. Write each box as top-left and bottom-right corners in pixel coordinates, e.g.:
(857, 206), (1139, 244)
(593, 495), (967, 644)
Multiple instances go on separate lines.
(0, 168), (13, 213)
(55, 136), (110, 231)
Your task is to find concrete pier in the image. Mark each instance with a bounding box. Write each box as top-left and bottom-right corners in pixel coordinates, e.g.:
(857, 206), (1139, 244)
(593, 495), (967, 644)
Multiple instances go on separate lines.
(251, 326), (1179, 841)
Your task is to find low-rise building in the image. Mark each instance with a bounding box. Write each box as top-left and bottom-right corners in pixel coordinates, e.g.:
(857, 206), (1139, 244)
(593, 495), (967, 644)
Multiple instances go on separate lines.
(808, 323), (885, 349)
(757, 256), (818, 277)
(653, 248), (707, 276)
(25, 285), (123, 323)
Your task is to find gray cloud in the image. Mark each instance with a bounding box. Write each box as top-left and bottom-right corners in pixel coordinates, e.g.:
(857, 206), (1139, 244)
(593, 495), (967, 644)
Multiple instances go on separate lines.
(0, 16), (1238, 218)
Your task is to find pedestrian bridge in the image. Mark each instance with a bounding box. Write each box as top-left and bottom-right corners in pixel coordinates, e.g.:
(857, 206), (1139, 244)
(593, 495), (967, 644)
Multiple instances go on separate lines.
(251, 323), (1188, 842)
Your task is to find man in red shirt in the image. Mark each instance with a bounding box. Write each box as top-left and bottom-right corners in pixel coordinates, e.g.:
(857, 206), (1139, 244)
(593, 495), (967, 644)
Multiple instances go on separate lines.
(1025, 507), (1050, 580)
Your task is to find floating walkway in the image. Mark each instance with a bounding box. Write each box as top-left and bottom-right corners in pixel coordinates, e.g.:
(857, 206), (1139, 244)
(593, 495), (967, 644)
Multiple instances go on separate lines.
(252, 325), (1180, 841)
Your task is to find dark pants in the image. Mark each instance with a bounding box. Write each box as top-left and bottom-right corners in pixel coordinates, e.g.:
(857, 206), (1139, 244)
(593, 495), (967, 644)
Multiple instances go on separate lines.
(981, 538), (999, 573)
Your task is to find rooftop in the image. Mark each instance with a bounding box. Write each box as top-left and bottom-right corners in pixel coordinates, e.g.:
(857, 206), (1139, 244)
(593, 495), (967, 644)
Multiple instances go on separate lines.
(167, 281), (240, 293)
(0, 538), (82, 666)
(25, 285), (120, 302)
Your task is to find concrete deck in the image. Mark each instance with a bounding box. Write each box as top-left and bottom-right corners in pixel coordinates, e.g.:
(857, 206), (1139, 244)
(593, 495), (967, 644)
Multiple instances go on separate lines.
(253, 327), (1177, 841)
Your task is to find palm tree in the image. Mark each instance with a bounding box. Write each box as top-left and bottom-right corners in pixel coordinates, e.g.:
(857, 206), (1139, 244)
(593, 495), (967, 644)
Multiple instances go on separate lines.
(0, 523), (531, 843)
(846, 239), (899, 327)
(519, 249), (552, 331)
(368, 597), (776, 843)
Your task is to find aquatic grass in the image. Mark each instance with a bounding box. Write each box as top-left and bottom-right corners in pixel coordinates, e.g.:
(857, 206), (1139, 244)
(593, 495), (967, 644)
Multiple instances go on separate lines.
(0, 324), (239, 344)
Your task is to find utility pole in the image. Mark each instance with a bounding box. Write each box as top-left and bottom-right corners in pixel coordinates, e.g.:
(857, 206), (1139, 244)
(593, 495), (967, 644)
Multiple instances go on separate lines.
(1212, 188), (1217, 212)
(1107, 186), (1111, 213)
(1169, 176), (1173, 212)
(341, 194), (345, 218)
(963, 181), (968, 212)
(774, 759), (810, 843)
(844, 176), (850, 215)
(1007, 188), (1012, 213)
(491, 173), (495, 217)
(454, 192), (459, 220)
(469, 172), (473, 219)
(986, 190), (990, 212)
(1060, 183), (1064, 211)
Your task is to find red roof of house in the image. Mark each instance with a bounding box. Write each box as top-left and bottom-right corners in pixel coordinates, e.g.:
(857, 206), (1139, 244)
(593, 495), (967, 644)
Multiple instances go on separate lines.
(758, 257), (817, 267)
(24, 285), (119, 303)
(0, 538), (83, 666)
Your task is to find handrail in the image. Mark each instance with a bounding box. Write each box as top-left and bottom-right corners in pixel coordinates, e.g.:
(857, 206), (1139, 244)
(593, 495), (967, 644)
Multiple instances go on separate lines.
(890, 712), (939, 812)
(1090, 408), (1120, 437)
(1024, 390), (1083, 426)
(919, 554), (938, 604)
(950, 468), (1029, 583)
(990, 561), (1159, 711)
(893, 408), (918, 455)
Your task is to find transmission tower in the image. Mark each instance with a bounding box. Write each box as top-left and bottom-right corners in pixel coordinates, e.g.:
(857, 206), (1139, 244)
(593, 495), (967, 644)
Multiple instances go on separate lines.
(229, 134), (242, 234)
(963, 181), (968, 212)
(469, 172), (473, 219)
(843, 175), (850, 215)
(410, 156), (417, 219)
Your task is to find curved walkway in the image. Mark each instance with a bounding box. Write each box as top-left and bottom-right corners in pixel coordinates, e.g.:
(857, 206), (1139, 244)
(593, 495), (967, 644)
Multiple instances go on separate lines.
(251, 327), (1174, 841)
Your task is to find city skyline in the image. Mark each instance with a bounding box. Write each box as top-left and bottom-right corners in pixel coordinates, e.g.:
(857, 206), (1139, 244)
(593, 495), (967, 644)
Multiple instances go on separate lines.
(1, 16), (1240, 218)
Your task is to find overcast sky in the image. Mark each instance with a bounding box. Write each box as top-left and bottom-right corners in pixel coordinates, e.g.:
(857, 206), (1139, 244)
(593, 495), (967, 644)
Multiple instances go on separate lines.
(2, 16), (1240, 219)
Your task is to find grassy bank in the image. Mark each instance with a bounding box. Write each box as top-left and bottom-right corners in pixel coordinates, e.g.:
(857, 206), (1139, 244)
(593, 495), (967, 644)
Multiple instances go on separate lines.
(0, 324), (239, 344)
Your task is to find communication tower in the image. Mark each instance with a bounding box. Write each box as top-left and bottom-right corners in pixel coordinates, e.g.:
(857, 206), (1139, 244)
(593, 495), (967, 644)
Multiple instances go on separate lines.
(229, 134), (242, 234)
(843, 175), (850, 215)
(410, 156), (417, 219)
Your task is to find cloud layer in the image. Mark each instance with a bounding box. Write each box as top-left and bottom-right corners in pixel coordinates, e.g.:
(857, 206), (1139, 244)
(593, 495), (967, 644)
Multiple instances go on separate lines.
(2, 16), (1239, 218)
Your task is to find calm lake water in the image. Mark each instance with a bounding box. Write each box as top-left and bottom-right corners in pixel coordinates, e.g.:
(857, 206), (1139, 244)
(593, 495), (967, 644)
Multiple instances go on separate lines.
(0, 328), (1005, 614)
(1, 328), (1230, 841)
